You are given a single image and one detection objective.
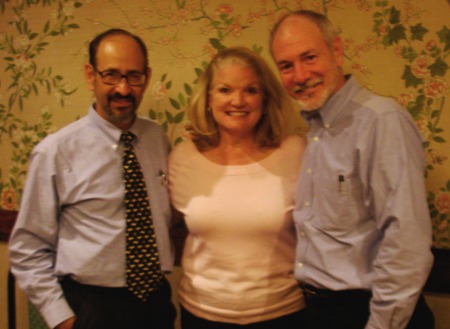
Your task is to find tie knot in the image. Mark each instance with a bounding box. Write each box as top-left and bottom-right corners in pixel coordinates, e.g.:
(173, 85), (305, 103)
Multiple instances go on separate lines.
(301, 110), (321, 122)
(121, 131), (136, 147)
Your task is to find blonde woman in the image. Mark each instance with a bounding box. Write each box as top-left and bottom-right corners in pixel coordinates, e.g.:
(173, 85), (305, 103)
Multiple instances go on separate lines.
(169, 47), (306, 329)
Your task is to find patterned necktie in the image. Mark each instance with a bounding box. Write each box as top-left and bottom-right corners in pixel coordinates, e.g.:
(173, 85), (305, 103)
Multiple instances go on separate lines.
(121, 131), (163, 301)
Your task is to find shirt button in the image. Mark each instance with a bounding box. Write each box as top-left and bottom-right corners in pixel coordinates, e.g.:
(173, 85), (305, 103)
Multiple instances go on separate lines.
(307, 168), (312, 174)
(300, 231), (306, 237)
(312, 136), (319, 142)
(297, 262), (303, 269)
(325, 123), (330, 128)
(304, 201), (310, 206)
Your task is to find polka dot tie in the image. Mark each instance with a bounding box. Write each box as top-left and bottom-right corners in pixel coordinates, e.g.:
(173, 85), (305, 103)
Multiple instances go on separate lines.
(121, 132), (163, 301)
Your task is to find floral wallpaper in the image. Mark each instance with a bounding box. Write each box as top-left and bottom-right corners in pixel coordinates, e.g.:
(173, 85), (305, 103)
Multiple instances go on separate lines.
(1, 0), (449, 250)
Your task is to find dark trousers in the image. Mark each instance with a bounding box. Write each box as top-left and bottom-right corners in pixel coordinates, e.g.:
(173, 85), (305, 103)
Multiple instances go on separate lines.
(60, 276), (176, 329)
(180, 305), (306, 329)
(301, 284), (435, 329)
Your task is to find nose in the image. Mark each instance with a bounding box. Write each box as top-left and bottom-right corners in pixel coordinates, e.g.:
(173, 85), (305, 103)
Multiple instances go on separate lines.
(293, 62), (311, 84)
(231, 91), (245, 107)
(115, 76), (133, 94)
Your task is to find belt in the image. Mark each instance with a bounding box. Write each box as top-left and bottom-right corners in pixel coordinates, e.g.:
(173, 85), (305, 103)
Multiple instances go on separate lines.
(61, 276), (166, 296)
(299, 283), (371, 299)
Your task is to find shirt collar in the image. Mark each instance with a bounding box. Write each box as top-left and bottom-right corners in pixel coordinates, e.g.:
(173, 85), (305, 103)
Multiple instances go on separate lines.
(88, 104), (143, 145)
(301, 75), (361, 127)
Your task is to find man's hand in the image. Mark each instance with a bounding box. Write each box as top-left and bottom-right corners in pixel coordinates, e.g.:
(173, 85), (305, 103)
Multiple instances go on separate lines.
(54, 316), (76, 329)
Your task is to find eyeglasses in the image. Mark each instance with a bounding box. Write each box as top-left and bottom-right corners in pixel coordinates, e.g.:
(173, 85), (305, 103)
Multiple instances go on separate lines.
(95, 69), (147, 86)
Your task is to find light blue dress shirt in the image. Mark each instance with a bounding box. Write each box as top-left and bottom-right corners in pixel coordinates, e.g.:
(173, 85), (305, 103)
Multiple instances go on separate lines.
(9, 106), (173, 328)
(294, 76), (433, 329)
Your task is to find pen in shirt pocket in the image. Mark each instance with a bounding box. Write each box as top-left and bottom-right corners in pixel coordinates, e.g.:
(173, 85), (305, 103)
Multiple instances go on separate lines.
(159, 170), (168, 187)
(338, 175), (345, 194)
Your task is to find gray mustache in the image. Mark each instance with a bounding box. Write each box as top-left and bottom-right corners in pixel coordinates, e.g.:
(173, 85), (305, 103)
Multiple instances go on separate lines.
(292, 78), (323, 93)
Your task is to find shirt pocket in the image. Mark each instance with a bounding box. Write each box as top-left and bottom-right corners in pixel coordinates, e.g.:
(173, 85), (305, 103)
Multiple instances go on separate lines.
(312, 173), (367, 232)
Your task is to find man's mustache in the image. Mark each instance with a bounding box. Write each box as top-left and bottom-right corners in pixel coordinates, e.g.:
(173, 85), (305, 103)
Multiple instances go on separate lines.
(109, 93), (136, 103)
(292, 78), (323, 93)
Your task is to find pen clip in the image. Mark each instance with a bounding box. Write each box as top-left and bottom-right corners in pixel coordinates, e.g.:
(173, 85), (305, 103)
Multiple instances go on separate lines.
(338, 175), (344, 193)
(159, 170), (168, 187)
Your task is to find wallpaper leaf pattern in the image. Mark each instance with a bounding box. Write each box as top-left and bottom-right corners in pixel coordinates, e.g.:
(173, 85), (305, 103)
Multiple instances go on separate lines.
(0, 0), (449, 248)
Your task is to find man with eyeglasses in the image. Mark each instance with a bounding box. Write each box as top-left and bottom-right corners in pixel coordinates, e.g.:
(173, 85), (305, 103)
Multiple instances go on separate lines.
(9, 29), (176, 329)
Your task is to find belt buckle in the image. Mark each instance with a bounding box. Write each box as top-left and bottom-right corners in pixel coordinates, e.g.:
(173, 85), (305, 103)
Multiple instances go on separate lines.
(301, 284), (317, 296)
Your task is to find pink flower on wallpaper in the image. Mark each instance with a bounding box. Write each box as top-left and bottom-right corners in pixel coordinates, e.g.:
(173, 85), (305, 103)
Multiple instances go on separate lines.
(14, 54), (32, 70)
(13, 34), (31, 49)
(378, 24), (388, 36)
(216, 4), (233, 15)
(152, 81), (168, 101)
(424, 77), (449, 99)
(438, 219), (448, 231)
(1, 187), (17, 210)
(426, 40), (438, 51)
(398, 91), (415, 107)
(415, 117), (430, 141)
(435, 192), (450, 214)
(229, 19), (243, 37)
(411, 55), (432, 79)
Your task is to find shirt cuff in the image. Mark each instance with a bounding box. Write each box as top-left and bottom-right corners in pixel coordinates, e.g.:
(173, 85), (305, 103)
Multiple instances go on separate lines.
(40, 298), (75, 329)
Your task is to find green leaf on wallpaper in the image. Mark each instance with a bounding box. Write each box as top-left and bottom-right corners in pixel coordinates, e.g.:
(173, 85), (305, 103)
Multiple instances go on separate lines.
(375, 0), (388, 7)
(401, 65), (422, 87)
(175, 0), (187, 9)
(401, 46), (417, 62)
(389, 6), (401, 24)
(166, 110), (174, 123)
(174, 112), (184, 124)
(429, 57), (449, 77)
(408, 94), (425, 117)
(388, 24), (406, 44)
(431, 209), (440, 219)
(433, 136), (446, 143)
(149, 109), (156, 120)
(195, 68), (203, 77)
(210, 38), (225, 51)
(169, 97), (180, 109)
(174, 137), (183, 145)
(44, 21), (50, 33)
(184, 83), (192, 96)
(32, 83), (38, 96)
(446, 180), (450, 191)
(178, 92), (186, 107)
(165, 80), (172, 89)
(410, 24), (428, 41)
(437, 25), (450, 51)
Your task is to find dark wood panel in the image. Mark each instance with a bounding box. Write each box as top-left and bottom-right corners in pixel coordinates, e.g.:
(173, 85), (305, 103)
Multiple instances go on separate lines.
(0, 209), (17, 242)
(425, 248), (450, 294)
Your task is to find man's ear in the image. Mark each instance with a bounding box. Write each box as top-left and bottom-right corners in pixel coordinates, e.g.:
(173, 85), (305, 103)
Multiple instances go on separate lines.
(143, 66), (152, 90)
(85, 64), (95, 91)
(332, 36), (344, 67)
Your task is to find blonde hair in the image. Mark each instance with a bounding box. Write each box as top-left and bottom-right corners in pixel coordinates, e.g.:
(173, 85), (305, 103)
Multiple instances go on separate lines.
(186, 46), (297, 151)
